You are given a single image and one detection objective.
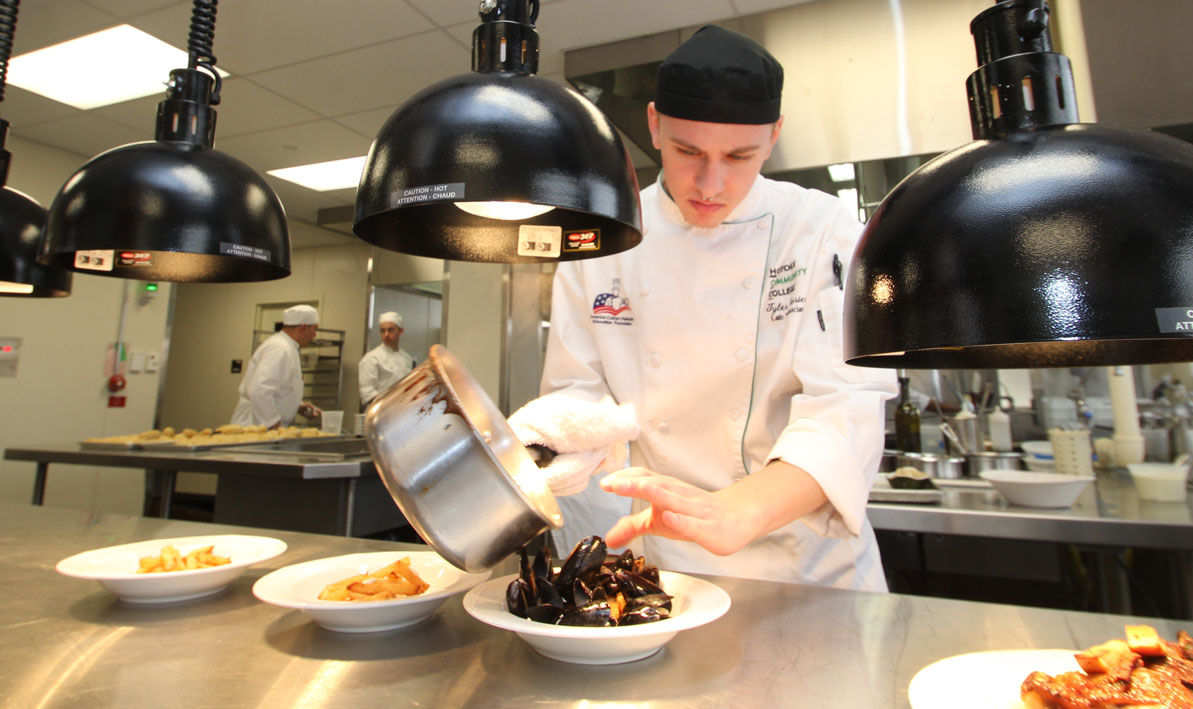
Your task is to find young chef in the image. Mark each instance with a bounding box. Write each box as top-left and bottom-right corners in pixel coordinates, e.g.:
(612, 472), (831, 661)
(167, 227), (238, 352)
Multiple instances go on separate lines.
(231, 304), (322, 428)
(358, 311), (415, 407)
(514, 26), (897, 591)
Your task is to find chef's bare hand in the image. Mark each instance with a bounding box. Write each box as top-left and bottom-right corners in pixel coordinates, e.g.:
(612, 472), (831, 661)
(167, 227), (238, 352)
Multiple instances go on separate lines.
(297, 402), (321, 419)
(599, 467), (761, 555)
(599, 461), (830, 555)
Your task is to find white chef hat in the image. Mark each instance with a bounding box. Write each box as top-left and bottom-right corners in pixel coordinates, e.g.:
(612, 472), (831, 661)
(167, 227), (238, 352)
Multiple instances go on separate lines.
(379, 311), (403, 328)
(282, 304), (319, 326)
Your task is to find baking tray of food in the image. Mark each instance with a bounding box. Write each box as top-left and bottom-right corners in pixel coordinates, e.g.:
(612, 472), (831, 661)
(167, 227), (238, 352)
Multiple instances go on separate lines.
(151, 433), (355, 452)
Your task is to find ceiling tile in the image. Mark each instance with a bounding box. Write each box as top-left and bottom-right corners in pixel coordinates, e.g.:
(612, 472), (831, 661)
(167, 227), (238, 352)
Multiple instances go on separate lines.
(10, 0), (121, 55)
(90, 77), (323, 138)
(249, 31), (470, 117)
(405, 0), (482, 27)
(333, 106), (401, 141)
(732, 0), (822, 14)
(131, 0), (437, 75)
(85, 0), (184, 15)
(536, 0), (735, 51)
(13, 113), (147, 159)
(267, 177), (353, 225)
(1, 87), (83, 130)
(215, 119), (372, 173)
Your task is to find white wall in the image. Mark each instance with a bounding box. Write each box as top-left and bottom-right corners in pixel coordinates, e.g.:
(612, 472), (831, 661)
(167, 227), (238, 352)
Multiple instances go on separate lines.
(0, 136), (172, 514)
(160, 242), (373, 430)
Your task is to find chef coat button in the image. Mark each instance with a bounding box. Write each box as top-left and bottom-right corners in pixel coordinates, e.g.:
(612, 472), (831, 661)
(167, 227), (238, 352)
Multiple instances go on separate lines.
(743, 277), (756, 289)
(649, 352), (662, 366)
(640, 284), (651, 296)
(731, 409), (742, 421)
(736, 348), (750, 362)
(756, 221), (767, 230)
(657, 421), (670, 435)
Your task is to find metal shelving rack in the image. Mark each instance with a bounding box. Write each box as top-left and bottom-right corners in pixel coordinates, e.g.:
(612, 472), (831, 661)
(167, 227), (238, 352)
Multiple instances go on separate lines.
(251, 328), (344, 411)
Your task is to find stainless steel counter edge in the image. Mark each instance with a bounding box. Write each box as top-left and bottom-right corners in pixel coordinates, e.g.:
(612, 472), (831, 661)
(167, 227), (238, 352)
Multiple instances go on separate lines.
(3, 502), (1190, 708)
(4, 442), (373, 479)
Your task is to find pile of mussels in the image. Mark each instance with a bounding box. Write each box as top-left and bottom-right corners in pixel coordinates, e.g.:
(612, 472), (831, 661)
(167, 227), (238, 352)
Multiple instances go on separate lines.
(505, 535), (673, 626)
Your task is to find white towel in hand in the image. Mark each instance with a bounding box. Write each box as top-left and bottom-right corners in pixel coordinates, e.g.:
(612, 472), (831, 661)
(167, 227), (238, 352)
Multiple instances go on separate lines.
(508, 393), (639, 496)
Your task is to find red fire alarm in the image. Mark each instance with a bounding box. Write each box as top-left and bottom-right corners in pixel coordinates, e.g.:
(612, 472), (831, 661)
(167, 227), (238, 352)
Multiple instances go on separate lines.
(107, 374), (127, 392)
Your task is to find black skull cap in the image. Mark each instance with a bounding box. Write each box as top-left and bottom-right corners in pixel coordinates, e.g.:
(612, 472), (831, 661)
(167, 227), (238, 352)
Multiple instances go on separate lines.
(655, 25), (783, 125)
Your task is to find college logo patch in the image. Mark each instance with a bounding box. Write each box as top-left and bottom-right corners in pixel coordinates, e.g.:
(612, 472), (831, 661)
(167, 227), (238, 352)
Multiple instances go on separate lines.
(591, 279), (633, 326)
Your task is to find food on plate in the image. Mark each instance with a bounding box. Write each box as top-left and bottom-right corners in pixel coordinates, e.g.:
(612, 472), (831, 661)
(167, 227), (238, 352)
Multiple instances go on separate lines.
(506, 535), (672, 627)
(317, 557), (430, 601)
(137, 544), (231, 573)
(888, 466), (936, 489)
(1021, 625), (1193, 708)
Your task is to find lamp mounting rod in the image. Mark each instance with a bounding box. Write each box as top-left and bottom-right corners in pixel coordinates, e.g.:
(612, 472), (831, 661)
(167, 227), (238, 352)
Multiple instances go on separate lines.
(473, 0), (540, 74)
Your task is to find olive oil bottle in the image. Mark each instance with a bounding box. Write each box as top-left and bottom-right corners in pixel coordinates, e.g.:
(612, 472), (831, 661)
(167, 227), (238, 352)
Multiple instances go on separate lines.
(895, 371), (922, 452)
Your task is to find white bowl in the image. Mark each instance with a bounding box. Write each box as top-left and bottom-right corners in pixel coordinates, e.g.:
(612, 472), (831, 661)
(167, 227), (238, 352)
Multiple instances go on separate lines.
(252, 551), (490, 633)
(462, 570), (731, 665)
(1128, 463), (1189, 502)
(980, 470), (1095, 508)
(56, 534), (288, 603)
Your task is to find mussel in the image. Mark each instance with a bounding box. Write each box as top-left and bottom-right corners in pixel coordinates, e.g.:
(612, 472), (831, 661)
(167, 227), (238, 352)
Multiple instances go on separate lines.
(504, 535), (672, 627)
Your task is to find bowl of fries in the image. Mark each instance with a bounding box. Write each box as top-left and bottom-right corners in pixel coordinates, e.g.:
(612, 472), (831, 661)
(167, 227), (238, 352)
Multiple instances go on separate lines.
(252, 550), (491, 633)
(55, 535), (288, 603)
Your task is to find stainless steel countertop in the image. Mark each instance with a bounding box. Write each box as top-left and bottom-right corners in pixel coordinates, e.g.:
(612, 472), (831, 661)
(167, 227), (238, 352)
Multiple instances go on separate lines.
(4, 441), (374, 479)
(3, 501), (1188, 708)
(868, 469), (1193, 549)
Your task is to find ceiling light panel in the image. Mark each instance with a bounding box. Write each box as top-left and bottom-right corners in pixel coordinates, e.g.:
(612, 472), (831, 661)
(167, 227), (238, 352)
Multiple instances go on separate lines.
(8, 25), (228, 110)
(268, 156), (366, 192)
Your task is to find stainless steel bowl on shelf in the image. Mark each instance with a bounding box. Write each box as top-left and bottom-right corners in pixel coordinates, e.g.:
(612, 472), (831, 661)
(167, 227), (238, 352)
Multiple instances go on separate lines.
(364, 345), (562, 572)
(895, 452), (966, 479)
(964, 451), (1024, 477)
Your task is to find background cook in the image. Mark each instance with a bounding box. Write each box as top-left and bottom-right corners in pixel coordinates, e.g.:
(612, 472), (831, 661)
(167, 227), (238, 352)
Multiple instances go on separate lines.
(358, 311), (415, 408)
(512, 26), (897, 591)
(230, 304), (322, 429)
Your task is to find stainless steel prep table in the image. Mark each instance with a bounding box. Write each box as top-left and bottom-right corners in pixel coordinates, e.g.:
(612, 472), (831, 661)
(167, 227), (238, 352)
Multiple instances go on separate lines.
(3, 501), (1187, 708)
(867, 470), (1193, 617)
(3, 442), (407, 536)
(867, 469), (1193, 548)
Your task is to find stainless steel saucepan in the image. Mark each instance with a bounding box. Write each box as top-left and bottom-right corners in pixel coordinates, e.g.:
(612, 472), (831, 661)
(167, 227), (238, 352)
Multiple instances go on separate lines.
(364, 345), (563, 572)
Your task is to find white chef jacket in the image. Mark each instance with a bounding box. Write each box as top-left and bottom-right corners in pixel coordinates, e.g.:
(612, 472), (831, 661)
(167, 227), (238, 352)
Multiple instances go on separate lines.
(358, 344), (415, 405)
(542, 173), (897, 591)
(231, 331), (304, 428)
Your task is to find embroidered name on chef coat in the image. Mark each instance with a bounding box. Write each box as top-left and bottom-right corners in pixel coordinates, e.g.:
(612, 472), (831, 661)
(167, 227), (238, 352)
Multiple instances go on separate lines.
(764, 260), (808, 321)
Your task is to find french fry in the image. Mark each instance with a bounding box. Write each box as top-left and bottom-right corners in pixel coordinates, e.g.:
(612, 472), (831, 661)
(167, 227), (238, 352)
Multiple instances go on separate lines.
(317, 557), (430, 601)
(136, 544), (231, 573)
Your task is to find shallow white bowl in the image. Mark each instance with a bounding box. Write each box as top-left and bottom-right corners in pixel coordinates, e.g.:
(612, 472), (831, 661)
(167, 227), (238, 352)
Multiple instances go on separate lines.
(980, 470), (1094, 508)
(1128, 463), (1189, 502)
(463, 570), (731, 665)
(56, 534), (288, 603)
(253, 551), (490, 633)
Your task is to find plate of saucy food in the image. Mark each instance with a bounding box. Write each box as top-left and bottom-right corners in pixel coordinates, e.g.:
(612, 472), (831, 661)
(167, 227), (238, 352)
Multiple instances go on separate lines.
(909, 624), (1193, 708)
(462, 535), (731, 665)
(252, 551), (490, 633)
(56, 534), (287, 603)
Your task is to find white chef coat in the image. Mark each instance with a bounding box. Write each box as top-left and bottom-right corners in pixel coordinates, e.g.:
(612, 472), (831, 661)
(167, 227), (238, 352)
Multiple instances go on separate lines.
(231, 331), (304, 428)
(358, 344), (415, 405)
(542, 173), (898, 591)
